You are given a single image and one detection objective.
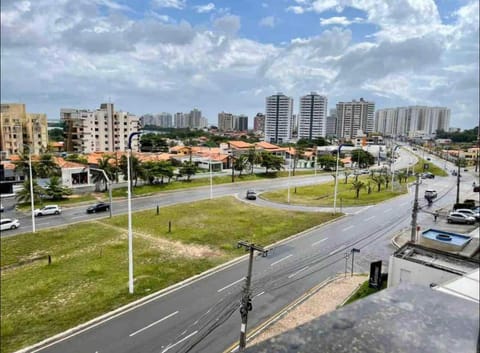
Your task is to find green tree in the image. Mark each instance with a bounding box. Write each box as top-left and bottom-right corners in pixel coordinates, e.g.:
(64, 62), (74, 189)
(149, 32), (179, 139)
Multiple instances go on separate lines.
(15, 178), (45, 204)
(45, 176), (72, 200)
(318, 155), (338, 171)
(48, 128), (64, 142)
(14, 150), (37, 178)
(351, 180), (365, 198)
(292, 145), (305, 176)
(65, 154), (88, 164)
(246, 147), (260, 175)
(396, 171), (407, 184)
(350, 149), (375, 168)
(92, 155), (116, 191)
(179, 161), (197, 181)
(140, 133), (169, 152)
(119, 155), (143, 187)
(36, 153), (60, 178)
(370, 174), (385, 192)
(343, 169), (351, 184)
(234, 154), (250, 177)
(260, 152), (284, 174)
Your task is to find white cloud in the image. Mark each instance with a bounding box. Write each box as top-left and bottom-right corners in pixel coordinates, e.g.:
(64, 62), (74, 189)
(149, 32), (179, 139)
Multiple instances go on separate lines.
(195, 3), (215, 13)
(213, 15), (240, 35)
(320, 16), (363, 26)
(152, 0), (186, 10)
(259, 16), (276, 28)
(286, 6), (305, 14)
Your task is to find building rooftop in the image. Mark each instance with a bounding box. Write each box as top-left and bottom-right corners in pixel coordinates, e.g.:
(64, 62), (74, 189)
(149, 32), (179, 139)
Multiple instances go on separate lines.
(246, 283), (479, 353)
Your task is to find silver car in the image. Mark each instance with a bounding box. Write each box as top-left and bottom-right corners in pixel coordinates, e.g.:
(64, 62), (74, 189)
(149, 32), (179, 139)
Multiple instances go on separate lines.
(1, 218), (20, 231)
(447, 212), (475, 225)
(34, 205), (62, 217)
(455, 209), (480, 221)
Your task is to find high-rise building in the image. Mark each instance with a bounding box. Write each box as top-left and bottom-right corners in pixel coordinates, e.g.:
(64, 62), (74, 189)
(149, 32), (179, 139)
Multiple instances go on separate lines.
(174, 112), (186, 128)
(336, 98), (375, 139)
(298, 92), (328, 140)
(0, 103), (48, 157)
(375, 106), (450, 138)
(253, 113), (265, 133)
(326, 108), (337, 137)
(140, 112), (173, 128)
(218, 112), (234, 131)
(236, 115), (248, 131)
(265, 93), (294, 144)
(61, 103), (140, 153)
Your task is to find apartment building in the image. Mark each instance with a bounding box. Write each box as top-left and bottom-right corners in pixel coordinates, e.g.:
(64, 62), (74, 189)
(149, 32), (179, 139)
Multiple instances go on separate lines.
(375, 106), (450, 138)
(298, 92), (328, 140)
(236, 115), (248, 131)
(218, 112), (234, 131)
(141, 113), (173, 128)
(336, 98), (375, 139)
(265, 93), (294, 144)
(0, 103), (48, 157)
(253, 113), (265, 133)
(326, 108), (337, 137)
(61, 103), (140, 153)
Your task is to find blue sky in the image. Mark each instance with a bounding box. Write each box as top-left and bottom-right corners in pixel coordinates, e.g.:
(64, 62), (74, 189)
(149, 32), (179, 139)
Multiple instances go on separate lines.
(1, 0), (478, 129)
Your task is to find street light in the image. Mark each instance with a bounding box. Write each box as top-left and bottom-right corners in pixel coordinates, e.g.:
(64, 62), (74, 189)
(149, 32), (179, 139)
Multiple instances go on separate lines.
(127, 131), (141, 294)
(333, 144), (345, 214)
(391, 145), (400, 192)
(287, 147), (292, 204)
(22, 144), (36, 233)
(209, 147), (213, 200)
(90, 167), (113, 218)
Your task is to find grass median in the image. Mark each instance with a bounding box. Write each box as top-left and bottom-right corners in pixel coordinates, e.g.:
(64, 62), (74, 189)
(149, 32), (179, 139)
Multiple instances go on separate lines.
(0, 196), (339, 353)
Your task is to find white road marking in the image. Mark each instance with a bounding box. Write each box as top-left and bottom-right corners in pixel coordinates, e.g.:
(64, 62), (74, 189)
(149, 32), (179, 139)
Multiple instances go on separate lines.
(193, 320), (198, 325)
(217, 277), (245, 293)
(364, 216), (375, 222)
(129, 311), (178, 337)
(254, 291), (265, 298)
(288, 266), (309, 279)
(312, 238), (328, 246)
(161, 331), (198, 353)
(270, 254), (293, 266)
(383, 208), (392, 213)
(328, 247), (343, 255)
(71, 216), (85, 220)
(342, 225), (354, 232)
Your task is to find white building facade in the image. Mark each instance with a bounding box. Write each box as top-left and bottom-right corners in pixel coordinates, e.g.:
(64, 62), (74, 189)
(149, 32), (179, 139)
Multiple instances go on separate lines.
(298, 92), (328, 140)
(336, 98), (375, 139)
(265, 93), (294, 144)
(61, 103), (140, 153)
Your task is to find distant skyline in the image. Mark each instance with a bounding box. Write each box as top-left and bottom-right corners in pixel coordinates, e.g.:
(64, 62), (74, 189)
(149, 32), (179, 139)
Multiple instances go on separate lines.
(1, 0), (478, 129)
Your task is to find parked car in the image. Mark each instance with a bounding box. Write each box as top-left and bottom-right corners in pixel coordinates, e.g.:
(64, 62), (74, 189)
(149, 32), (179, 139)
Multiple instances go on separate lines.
(86, 202), (110, 214)
(0, 218), (20, 231)
(246, 190), (257, 200)
(447, 212), (476, 225)
(455, 209), (480, 221)
(426, 157), (431, 161)
(34, 205), (61, 217)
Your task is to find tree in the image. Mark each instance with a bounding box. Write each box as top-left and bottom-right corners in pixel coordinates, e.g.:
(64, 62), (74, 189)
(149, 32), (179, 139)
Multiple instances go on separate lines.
(350, 149), (375, 168)
(246, 147), (259, 175)
(370, 174), (385, 192)
(92, 155), (116, 191)
(292, 145), (305, 176)
(119, 155), (143, 187)
(140, 133), (169, 152)
(48, 128), (64, 142)
(396, 171), (407, 184)
(65, 154), (88, 164)
(351, 180), (365, 198)
(45, 176), (72, 200)
(343, 169), (351, 184)
(14, 150), (37, 178)
(366, 181), (372, 194)
(15, 178), (45, 204)
(35, 153), (60, 178)
(318, 155), (338, 171)
(260, 152), (284, 174)
(179, 161), (197, 181)
(235, 154), (250, 177)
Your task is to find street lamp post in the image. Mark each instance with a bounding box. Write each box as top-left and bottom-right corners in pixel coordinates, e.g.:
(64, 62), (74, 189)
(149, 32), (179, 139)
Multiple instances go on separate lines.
(90, 167), (113, 218)
(28, 148), (36, 233)
(209, 148), (213, 200)
(287, 148), (292, 204)
(333, 144), (345, 214)
(127, 132), (141, 294)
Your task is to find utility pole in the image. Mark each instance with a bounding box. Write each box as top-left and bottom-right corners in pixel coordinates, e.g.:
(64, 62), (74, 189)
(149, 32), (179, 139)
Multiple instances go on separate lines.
(456, 158), (461, 204)
(410, 174), (420, 243)
(237, 241), (268, 351)
(351, 248), (360, 276)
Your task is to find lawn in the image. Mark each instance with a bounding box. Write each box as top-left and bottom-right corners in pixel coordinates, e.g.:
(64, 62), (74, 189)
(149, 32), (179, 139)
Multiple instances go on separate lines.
(343, 277), (388, 305)
(261, 175), (409, 207)
(0, 197), (339, 353)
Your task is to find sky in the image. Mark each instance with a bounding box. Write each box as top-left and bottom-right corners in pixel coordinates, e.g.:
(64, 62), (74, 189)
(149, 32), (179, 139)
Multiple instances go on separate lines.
(1, 0), (478, 129)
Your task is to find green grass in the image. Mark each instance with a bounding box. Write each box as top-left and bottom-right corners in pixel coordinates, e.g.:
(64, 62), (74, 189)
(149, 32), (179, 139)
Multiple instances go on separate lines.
(343, 278), (388, 305)
(261, 175), (409, 207)
(0, 197), (339, 353)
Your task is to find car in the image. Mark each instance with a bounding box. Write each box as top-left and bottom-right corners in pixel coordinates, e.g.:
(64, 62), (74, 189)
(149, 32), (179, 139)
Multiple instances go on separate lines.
(424, 189), (437, 199)
(34, 205), (61, 217)
(464, 168), (468, 172)
(0, 203), (3, 212)
(0, 218), (20, 231)
(86, 202), (110, 214)
(421, 172), (435, 179)
(426, 157), (431, 161)
(246, 190), (257, 200)
(412, 148), (417, 151)
(455, 209), (480, 221)
(447, 212), (475, 225)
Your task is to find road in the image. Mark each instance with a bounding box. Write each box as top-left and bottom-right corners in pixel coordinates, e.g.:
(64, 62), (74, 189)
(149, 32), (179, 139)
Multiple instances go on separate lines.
(9, 147), (479, 353)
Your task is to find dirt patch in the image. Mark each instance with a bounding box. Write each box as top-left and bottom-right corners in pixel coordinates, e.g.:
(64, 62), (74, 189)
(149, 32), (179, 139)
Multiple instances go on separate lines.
(250, 275), (366, 345)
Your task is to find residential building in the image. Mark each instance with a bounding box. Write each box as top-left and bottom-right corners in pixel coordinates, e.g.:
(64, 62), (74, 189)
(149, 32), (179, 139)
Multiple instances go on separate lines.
(375, 106), (450, 138)
(0, 103), (48, 157)
(326, 109), (337, 137)
(253, 113), (265, 133)
(61, 103), (140, 153)
(265, 93), (294, 144)
(298, 92), (328, 140)
(336, 98), (375, 140)
(140, 113), (173, 128)
(218, 112), (234, 132)
(174, 112), (186, 128)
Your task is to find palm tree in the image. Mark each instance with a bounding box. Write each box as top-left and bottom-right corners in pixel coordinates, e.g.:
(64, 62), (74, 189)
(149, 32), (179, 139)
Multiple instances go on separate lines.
(246, 147), (259, 175)
(396, 171), (407, 184)
(16, 178), (45, 204)
(14, 150), (37, 178)
(119, 155), (143, 187)
(92, 155), (115, 191)
(351, 180), (365, 199)
(370, 174), (385, 192)
(343, 169), (351, 184)
(45, 176), (72, 200)
(36, 153), (60, 178)
(235, 154), (250, 177)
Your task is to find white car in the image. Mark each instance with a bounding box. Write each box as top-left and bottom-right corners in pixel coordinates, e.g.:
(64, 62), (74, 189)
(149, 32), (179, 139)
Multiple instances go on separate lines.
(455, 209), (480, 221)
(34, 205), (62, 217)
(1, 218), (20, 231)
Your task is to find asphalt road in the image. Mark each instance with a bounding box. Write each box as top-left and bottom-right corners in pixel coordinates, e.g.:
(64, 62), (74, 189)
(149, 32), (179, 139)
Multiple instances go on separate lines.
(7, 147), (479, 353)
